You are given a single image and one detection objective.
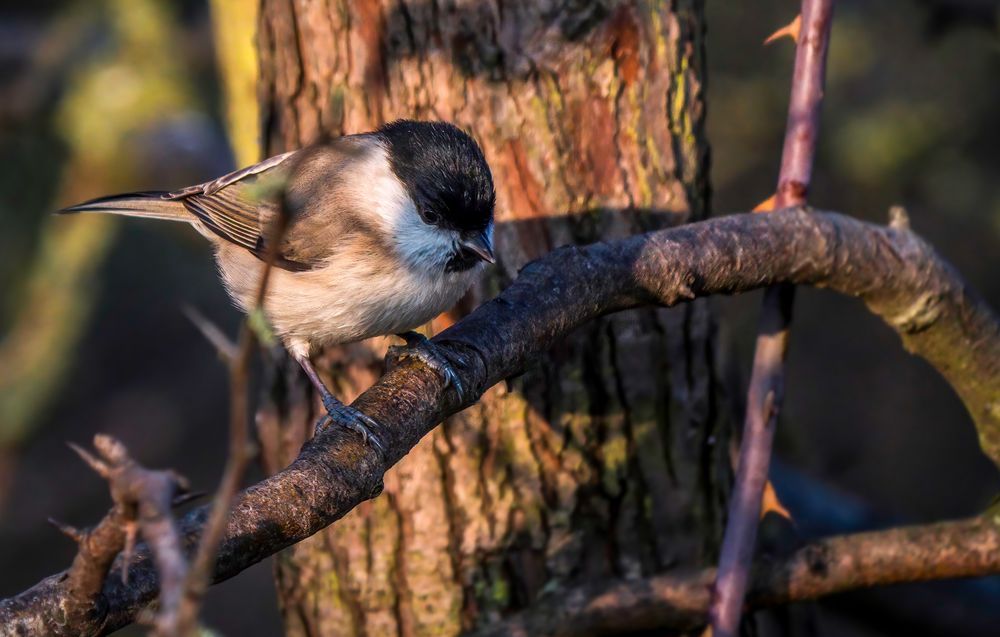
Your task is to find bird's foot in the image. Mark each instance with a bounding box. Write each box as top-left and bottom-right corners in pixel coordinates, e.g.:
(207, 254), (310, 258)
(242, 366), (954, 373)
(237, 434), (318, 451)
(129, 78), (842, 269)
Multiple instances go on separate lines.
(316, 394), (386, 456)
(387, 331), (465, 403)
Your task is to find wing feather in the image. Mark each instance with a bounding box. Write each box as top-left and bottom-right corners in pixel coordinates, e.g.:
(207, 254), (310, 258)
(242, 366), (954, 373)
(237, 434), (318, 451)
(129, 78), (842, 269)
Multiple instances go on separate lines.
(165, 151), (296, 199)
(161, 139), (370, 272)
(183, 195), (261, 251)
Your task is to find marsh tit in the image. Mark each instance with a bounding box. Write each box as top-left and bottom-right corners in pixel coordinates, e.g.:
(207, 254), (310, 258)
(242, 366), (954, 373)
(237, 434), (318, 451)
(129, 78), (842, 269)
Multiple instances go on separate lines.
(61, 120), (497, 452)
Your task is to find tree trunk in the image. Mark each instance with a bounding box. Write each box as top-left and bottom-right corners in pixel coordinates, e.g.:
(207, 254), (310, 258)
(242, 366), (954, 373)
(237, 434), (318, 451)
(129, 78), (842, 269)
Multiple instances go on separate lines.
(255, 1), (725, 634)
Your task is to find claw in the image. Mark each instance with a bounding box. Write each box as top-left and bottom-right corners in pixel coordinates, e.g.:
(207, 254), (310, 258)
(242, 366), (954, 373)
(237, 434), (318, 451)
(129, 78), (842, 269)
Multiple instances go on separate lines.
(388, 332), (465, 403)
(295, 354), (386, 456)
(318, 394), (386, 455)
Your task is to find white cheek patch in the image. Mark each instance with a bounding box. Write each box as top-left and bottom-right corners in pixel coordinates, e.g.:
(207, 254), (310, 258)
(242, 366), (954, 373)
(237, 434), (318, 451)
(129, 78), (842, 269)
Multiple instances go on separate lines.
(395, 216), (459, 272)
(338, 143), (454, 273)
(340, 145), (413, 231)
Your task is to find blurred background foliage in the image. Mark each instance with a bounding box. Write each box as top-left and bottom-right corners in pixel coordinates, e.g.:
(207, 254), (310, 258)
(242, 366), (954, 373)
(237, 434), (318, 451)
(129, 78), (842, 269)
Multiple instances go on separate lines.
(0, 0), (997, 635)
(0, 0), (193, 450)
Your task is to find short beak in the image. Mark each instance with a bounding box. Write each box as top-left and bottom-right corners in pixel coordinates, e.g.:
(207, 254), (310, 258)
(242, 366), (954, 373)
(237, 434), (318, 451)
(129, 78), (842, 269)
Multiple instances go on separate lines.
(462, 230), (495, 264)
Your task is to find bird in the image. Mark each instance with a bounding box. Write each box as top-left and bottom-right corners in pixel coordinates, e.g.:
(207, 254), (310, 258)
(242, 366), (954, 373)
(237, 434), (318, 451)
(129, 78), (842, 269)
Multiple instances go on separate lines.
(59, 120), (497, 453)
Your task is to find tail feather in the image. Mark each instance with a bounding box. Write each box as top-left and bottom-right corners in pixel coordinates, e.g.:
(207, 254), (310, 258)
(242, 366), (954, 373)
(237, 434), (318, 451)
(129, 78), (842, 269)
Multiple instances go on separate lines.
(58, 191), (191, 223)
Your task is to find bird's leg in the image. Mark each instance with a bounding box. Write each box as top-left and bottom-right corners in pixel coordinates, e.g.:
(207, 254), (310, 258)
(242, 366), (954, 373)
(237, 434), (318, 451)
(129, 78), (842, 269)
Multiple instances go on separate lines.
(295, 355), (385, 454)
(387, 331), (465, 403)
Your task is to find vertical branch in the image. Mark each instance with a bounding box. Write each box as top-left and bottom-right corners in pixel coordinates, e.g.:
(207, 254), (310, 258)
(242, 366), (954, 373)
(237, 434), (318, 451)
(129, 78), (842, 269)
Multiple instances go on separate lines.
(775, 2), (832, 207)
(710, 2), (836, 636)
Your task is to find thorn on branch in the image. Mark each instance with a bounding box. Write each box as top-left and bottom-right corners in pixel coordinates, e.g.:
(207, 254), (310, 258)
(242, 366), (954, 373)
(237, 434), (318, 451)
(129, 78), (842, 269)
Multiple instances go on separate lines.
(764, 14), (801, 45)
(68, 441), (111, 478)
(760, 480), (792, 521)
(888, 205), (911, 230)
(47, 517), (84, 543)
(752, 194), (777, 213)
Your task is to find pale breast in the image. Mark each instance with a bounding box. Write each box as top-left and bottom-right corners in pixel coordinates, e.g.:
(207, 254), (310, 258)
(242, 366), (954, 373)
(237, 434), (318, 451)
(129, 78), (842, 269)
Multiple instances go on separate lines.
(215, 241), (478, 356)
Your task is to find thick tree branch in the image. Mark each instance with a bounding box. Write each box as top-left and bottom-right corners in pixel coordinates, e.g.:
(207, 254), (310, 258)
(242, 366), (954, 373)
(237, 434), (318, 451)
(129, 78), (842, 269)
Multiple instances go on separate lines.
(1, 208), (997, 636)
(466, 515), (1000, 637)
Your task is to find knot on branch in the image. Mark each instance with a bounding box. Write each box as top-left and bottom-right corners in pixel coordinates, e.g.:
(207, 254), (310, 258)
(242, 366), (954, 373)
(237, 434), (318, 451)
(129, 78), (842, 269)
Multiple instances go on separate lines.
(801, 543), (831, 577)
(887, 291), (945, 334)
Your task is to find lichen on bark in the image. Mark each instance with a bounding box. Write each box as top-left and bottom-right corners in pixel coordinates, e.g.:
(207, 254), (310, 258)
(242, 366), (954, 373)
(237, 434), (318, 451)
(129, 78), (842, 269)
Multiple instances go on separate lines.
(255, 1), (725, 633)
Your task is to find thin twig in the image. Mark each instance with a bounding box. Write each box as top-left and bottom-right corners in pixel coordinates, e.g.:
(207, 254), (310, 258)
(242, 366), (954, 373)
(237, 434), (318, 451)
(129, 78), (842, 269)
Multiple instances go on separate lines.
(2, 208), (997, 635)
(181, 305), (239, 363)
(709, 2), (835, 635)
(173, 189), (293, 634)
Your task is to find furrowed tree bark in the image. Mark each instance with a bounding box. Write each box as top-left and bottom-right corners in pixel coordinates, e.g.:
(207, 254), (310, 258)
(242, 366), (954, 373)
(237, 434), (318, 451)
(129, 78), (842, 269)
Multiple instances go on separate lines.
(256, 1), (720, 635)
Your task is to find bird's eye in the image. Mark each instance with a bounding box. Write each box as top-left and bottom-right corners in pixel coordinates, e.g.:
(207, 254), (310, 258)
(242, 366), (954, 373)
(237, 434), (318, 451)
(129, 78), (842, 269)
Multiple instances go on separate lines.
(423, 209), (441, 224)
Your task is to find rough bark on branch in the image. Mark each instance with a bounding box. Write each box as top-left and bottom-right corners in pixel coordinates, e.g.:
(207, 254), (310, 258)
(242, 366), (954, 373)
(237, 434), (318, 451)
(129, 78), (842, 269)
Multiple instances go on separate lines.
(467, 515), (1000, 637)
(1, 207), (997, 635)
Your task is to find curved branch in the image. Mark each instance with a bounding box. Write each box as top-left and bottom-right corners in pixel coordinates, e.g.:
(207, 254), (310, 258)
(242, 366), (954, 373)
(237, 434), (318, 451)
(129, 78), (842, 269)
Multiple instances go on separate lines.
(1, 208), (997, 635)
(466, 515), (1000, 637)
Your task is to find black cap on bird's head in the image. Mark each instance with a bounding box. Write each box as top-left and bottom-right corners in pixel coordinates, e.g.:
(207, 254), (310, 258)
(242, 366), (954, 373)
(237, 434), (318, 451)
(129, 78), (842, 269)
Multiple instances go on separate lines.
(377, 120), (496, 267)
